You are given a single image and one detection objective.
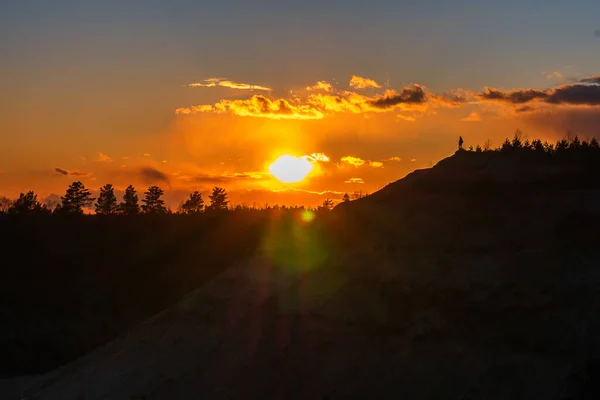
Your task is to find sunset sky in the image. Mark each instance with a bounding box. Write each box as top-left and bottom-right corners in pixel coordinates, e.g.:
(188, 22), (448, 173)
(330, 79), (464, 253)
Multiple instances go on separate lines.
(1, 1), (599, 207)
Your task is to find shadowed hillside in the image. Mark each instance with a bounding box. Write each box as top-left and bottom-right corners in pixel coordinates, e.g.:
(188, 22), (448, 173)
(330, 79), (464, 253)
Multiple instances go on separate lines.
(3, 137), (600, 398)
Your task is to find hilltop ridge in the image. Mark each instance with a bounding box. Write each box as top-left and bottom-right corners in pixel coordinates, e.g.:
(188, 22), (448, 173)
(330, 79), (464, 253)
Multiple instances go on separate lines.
(342, 136), (600, 209)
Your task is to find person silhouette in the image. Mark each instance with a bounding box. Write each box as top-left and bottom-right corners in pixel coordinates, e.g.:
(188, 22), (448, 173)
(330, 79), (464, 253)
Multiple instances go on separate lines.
(458, 136), (464, 150)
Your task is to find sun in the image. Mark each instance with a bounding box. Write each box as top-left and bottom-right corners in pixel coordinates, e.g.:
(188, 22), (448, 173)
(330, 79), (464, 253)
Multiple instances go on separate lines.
(269, 155), (314, 183)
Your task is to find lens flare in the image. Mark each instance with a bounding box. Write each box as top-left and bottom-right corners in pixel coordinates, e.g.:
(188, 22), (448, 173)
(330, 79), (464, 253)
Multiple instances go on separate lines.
(301, 210), (315, 222)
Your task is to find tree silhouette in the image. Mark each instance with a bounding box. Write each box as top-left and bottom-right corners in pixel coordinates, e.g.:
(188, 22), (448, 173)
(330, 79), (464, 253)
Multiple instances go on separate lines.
(511, 130), (523, 148)
(181, 191), (204, 214)
(208, 187), (229, 212)
(141, 186), (167, 214)
(120, 185), (140, 215)
(352, 190), (364, 200)
(95, 184), (118, 215)
(483, 139), (492, 151)
(8, 191), (47, 215)
(342, 193), (350, 203)
(0, 196), (13, 214)
(590, 137), (599, 149)
(322, 198), (334, 210)
(555, 138), (569, 152)
(60, 181), (94, 214)
(532, 139), (544, 152)
(569, 135), (581, 149)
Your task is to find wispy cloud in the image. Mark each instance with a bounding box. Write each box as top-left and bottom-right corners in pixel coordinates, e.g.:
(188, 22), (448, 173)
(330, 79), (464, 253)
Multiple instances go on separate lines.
(177, 172), (265, 184)
(95, 152), (113, 162)
(54, 168), (91, 177)
(543, 71), (564, 80)
(139, 167), (170, 185)
(306, 81), (333, 92)
(349, 75), (381, 89)
(345, 178), (364, 184)
(341, 156), (366, 166)
(461, 112), (481, 122)
(188, 78), (272, 91)
(396, 114), (416, 122)
(370, 161), (384, 168)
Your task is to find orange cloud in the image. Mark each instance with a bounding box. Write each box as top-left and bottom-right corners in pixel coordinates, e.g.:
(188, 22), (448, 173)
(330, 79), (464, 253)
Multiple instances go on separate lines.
(95, 152), (113, 162)
(461, 112), (481, 122)
(349, 75), (381, 89)
(345, 178), (364, 184)
(341, 156), (365, 166)
(54, 168), (91, 177)
(188, 78), (272, 91)
(543, 71), (563, 80)
(306, 81), (333, 92)
(306, 152), (330, 162)
(177, 78), (465, 120)
(396, 114), (416, 122)
(176, 95), (324, 120)
(370, 161), (384, 168)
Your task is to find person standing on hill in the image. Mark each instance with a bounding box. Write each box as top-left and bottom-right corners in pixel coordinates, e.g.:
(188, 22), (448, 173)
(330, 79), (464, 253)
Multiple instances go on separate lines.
(458, 136), (464, 150)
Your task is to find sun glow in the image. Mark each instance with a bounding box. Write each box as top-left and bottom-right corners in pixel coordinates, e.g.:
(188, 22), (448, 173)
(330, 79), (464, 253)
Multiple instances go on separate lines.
(269, 155), (314, 183)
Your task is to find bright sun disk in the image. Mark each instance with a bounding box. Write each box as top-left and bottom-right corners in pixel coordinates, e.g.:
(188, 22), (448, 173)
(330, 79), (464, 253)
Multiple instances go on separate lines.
(269, 155), (314, 183)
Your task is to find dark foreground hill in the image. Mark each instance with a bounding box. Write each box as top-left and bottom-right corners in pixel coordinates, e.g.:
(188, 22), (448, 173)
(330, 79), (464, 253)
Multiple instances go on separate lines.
(2, 147), (600, 399)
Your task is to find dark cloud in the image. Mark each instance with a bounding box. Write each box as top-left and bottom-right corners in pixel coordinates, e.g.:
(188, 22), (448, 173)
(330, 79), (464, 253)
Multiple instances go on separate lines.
(55, 168), (90, 176)
(139, 167), (170, 185)
(368, 85), (427, 109)
(580, 75), (600, 84)
(480, 77), (600, 107)
(480, 88), (548, 104)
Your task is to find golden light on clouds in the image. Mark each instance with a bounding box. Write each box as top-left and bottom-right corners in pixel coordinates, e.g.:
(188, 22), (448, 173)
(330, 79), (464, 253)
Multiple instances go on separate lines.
(306, 152), (330, 162)
(188, 78), (272, 91)
(349, 75), (382, 89)
(306, 81), (333, 92)
(345, 178), (365, 184)
(461, 112), (481, 122)
(341, 156), (365, 166)
(268, 155), (314, 183)
(176, 95), (324, 120)
(176, 79), (468, 121)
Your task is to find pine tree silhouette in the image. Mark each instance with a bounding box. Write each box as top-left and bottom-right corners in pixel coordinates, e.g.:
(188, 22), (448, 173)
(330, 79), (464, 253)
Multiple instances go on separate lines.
(60, 181), (94, 214)
(120, 185), (140, 215)
(181, 191), (204, 214)
(141, 186), (167, 214)
(208, 187), (229, 212)
(95, 184), (119, 215)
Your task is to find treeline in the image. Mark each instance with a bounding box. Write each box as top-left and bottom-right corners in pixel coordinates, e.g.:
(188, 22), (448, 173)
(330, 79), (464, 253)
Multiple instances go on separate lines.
(1, 184), (220, 216)
(465, 131), (600, 155)
(0, 183), (370, 216)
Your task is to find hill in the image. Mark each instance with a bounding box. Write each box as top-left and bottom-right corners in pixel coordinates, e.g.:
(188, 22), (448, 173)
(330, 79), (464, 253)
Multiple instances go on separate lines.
(3, 145), (600, 399)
